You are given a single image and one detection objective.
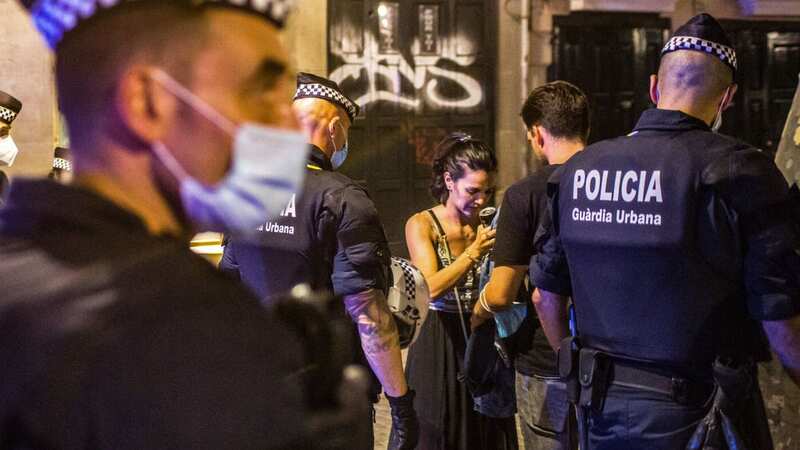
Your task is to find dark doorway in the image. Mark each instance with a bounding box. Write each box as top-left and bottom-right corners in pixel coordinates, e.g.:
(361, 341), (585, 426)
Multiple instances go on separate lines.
(328, 0), (497, 257)
(550, 13), (670, 143)
(719, 20), (800, 158)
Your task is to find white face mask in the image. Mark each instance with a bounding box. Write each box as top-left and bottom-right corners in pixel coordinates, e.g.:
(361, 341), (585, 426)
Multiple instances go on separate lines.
(150, 70), (308, 236)
(711, 87), (732, 133)
(0, 135), (19, 167)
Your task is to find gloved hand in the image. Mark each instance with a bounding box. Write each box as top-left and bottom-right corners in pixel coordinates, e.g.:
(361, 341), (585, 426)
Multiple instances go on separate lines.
(386, 389), (419, 450)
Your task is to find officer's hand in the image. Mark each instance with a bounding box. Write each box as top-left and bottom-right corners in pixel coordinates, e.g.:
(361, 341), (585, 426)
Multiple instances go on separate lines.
(469, 225), (496, 257)
(386, 390), (419, 450)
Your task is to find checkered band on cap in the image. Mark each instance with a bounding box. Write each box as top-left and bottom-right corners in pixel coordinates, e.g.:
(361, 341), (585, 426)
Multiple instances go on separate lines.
(662, 36), (738, 72)
(0, 106), (17, 124)
(53, 157), (72, 171)
(294, 83), (360, 123)
(25, 0), (295, 49)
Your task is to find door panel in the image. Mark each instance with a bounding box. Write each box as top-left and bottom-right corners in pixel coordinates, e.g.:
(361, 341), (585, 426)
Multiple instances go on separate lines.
(551, 13), (669, 144)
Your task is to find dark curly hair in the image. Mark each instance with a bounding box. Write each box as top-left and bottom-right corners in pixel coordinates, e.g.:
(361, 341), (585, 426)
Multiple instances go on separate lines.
(430, 132), (497, 204)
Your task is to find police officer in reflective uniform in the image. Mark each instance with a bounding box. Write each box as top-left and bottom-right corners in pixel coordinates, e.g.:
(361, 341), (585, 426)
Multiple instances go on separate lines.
(222, 73), (419, 450)
(531, 14), (800, 450)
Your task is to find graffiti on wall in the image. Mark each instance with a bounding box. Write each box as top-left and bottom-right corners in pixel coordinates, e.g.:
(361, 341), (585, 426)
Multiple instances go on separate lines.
(329, 4), (484, 111)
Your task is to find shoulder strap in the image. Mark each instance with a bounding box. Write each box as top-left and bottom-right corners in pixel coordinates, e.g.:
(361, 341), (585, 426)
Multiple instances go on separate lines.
(427, 209), (455, 268)
(427, 209), (446, 238)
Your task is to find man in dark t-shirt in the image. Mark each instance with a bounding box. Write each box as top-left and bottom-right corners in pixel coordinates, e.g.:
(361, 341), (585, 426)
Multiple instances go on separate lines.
(471, 81), (590, 450)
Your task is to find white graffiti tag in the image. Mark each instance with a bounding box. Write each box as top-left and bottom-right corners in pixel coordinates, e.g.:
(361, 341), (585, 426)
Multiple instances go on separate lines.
(330, 31), (484, 111)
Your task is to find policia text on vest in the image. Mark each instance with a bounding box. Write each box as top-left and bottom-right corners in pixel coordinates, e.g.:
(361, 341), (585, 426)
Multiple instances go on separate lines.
(571, 169), (663, 226)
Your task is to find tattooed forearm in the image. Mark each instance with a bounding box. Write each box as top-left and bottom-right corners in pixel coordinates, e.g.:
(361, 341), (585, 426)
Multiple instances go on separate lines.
(343, 289), (408, 396)
(344, 289), (400, 355)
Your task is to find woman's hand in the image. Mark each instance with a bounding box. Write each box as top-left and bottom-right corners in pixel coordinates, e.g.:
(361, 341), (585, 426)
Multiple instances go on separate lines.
(467, 225), (496, 259)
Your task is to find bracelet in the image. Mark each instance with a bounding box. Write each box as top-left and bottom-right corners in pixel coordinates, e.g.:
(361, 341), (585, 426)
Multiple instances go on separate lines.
(478, 288), (495, 315)
(464, 249), (480, 264)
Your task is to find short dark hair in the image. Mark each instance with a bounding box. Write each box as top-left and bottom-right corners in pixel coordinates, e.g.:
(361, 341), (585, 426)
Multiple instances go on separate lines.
(520, 81), (590, 141)
(55, 2), (210, 146)
(657, 51), (733, 106)
(430, 132), (497, 204)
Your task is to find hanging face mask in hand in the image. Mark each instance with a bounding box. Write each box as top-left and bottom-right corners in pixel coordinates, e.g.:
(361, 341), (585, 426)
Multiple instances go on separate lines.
(329, 120), (349, 170)
(150, 70), (308, 237)
(0, 136), (19, 167)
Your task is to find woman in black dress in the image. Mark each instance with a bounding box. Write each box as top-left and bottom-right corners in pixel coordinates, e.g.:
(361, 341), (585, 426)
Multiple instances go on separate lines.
(403, 133), (517, 449)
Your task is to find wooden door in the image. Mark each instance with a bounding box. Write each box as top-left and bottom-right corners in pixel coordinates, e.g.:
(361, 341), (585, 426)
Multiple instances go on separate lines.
(328, 0), (496, 257)
(551, 13), (669, 143)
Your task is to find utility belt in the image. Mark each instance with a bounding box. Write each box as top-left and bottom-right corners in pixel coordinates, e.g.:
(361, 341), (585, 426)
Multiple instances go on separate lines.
(558, 336), (714, 415)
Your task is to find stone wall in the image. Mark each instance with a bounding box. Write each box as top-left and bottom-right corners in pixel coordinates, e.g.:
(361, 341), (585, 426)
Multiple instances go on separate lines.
(283, 0), (327, 77)
(0, 0), (57, 179)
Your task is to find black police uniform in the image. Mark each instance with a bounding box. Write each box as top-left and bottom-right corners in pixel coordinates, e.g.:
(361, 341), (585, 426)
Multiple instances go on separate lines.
(221, 145), (389, 405)
(0, 180), (309, 449)
(221, 145), (390, 300)
(531, 109), (800, 449)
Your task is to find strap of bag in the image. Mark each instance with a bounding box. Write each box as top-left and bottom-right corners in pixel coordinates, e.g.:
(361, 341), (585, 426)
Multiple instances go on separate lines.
(427, 209), (470, 341)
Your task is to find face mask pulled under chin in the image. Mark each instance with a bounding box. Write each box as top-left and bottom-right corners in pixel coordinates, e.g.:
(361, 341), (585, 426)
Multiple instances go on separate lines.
(150, 70), (308, 237)
(0, 136), (19, 167)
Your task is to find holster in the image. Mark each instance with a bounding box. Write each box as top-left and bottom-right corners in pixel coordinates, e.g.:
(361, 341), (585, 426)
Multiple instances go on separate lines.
(578, 349), (612, 415)
(557, 336), (581, 404)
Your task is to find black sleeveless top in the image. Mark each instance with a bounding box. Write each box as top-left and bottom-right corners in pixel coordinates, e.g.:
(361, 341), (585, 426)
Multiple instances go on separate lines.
(426, 209), (478, 314)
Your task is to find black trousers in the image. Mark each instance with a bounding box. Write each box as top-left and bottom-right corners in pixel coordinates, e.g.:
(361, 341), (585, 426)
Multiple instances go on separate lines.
(584, 382), (713, 450)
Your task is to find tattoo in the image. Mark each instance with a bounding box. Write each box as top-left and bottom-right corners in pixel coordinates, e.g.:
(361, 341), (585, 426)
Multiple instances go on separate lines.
(344, 290), (400, 355)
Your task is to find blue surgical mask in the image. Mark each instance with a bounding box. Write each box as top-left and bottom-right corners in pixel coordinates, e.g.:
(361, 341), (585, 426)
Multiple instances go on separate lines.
(150, 70), (308, 236)
(331, 142), (349, 170)
(329, 121), (349, 170)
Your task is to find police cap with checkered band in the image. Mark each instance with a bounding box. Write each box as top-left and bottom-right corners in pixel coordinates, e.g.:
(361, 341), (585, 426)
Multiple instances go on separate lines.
(0, 91), (22, 126)
(17, 0), (295, 50)
(661, 13), (737, 75)
(53, 146), (72, 171)
(294, 72), (360, 123)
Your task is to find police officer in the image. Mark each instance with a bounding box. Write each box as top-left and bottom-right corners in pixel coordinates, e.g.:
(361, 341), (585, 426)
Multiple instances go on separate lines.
(221, 73), (419, 449)
(0, 1), (325, 448)
(0, 90), (22, 202)
(49, 146), (73, 183)
(531, 13), (800, 450)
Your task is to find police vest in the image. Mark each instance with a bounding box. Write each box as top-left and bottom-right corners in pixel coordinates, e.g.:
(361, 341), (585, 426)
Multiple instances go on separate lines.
(556, 126), (764, 370)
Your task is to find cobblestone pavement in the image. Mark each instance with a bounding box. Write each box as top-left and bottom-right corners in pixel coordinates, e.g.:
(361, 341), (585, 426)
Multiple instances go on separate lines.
(373, 395), (392, 449)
